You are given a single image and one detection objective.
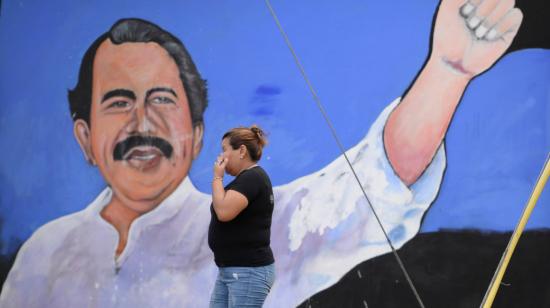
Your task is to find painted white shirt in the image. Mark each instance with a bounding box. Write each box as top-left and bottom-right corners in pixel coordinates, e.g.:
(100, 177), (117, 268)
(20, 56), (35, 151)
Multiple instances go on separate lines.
(0, 99), (446, 308)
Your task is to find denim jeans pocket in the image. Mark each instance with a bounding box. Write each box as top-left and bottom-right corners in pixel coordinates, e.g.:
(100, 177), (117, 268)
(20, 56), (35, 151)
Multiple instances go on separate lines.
(222, 267), (252, 282)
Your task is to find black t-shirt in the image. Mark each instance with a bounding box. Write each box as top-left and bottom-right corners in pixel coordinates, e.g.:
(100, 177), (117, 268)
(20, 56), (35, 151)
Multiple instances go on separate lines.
(208, 166), (275, 267)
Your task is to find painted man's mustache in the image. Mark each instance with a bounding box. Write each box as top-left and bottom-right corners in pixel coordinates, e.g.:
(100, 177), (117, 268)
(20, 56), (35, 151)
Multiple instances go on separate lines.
(113, 135), (173, 160)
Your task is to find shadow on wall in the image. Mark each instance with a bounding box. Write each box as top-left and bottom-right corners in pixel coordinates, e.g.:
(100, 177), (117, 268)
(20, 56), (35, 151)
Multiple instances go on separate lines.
(0, 219), (22, 293)
(506, 0), (550, 53)
(298, 229), (550, 308)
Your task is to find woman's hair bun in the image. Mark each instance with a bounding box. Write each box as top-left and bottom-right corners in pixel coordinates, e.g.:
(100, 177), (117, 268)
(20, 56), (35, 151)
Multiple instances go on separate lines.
(222, 125), (268, 161)
(250, 125), (267, 147)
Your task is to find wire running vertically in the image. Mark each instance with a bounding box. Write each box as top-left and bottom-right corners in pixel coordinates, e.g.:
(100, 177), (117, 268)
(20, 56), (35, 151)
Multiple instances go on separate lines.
(263, 1), (426, 307)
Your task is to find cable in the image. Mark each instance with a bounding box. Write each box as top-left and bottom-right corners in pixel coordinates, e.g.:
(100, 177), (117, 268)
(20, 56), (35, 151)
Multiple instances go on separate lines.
(263, 1), (426, 307)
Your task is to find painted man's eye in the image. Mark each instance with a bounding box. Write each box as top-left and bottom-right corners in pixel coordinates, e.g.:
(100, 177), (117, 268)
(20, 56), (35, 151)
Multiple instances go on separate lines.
(151, 96), (175, 105)
(108, 100), (129, 109)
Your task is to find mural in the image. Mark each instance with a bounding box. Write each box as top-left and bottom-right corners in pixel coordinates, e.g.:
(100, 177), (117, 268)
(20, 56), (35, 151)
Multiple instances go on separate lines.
(0, 0), (548, 307)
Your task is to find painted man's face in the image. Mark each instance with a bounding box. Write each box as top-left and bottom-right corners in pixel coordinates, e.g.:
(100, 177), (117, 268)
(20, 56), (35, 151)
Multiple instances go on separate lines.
(74, 40), (203, 213)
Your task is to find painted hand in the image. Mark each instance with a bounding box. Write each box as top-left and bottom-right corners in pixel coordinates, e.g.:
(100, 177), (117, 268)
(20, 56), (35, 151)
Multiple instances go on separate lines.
(430, 0), (523, 77)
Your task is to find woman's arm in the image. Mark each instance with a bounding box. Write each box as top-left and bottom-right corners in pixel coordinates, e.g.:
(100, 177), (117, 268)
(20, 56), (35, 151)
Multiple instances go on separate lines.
(212, 177), (248, 222)
(211, 157), (248, 222)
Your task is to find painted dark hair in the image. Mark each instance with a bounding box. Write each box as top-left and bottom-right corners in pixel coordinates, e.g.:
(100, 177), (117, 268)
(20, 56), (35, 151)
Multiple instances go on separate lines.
(68, 18), (208, 126)
(223, 125), (268, 162)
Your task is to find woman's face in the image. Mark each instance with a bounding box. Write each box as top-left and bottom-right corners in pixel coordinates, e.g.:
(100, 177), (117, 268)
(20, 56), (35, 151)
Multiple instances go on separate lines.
(221, 138), (242, 176)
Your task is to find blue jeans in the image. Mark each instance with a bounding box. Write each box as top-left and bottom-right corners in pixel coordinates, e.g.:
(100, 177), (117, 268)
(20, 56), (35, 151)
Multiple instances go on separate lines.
(209, 264), (275, 307)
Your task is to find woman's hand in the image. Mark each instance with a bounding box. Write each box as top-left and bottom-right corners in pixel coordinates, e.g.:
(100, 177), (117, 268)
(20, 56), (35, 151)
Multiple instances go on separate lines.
(214, 155), (227, 179)
(211, 154), (248, 221)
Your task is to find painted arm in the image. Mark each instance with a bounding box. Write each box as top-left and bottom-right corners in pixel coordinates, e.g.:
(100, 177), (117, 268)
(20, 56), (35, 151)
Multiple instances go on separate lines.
(384, 0), (523, 185)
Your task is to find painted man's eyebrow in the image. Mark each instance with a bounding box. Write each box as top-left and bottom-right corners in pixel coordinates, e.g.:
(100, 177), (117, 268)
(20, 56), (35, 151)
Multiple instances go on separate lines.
(101, 89), (136, 103)
(145, 87), (178, 100)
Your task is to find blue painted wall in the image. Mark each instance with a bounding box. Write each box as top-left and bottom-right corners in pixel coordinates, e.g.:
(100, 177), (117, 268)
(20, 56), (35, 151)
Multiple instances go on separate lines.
(0, 0), (548, 255)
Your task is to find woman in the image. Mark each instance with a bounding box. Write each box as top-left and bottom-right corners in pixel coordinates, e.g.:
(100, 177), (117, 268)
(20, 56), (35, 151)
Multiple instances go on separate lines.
(208, 125), (276, 307)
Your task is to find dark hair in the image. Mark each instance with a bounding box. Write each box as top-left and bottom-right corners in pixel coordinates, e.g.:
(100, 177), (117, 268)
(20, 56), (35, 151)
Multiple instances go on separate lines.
(68, 18), (208, 126)
(223, 125), (268, 162)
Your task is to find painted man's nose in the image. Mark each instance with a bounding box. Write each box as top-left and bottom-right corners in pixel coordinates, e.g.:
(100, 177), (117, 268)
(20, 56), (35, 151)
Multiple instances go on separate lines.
(126, 106), (156, 134)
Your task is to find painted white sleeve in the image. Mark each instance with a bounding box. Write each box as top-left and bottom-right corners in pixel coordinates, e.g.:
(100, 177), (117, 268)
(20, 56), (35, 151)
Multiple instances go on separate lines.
(267, 98), (446, 307)
(0, 213), (84, 308)
(0, 233), (50, 307)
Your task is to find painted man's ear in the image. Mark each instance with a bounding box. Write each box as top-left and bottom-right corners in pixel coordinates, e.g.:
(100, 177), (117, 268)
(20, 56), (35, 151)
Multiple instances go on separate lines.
(73, 119), (96, 166)
(192, 123), (204, 160)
